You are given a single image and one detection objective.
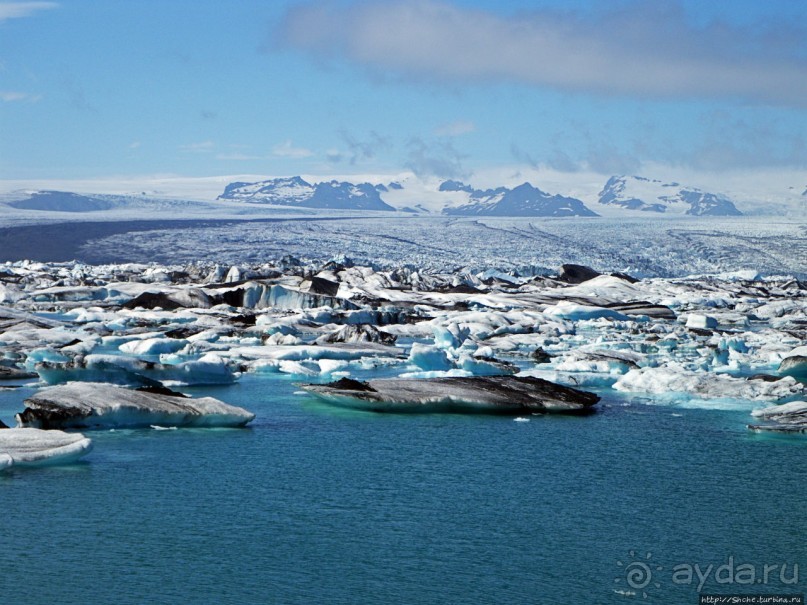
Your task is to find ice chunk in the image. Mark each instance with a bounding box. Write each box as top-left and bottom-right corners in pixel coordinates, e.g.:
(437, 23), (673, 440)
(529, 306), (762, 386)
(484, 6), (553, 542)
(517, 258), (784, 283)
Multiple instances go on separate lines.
(278, 360), (318, 376)
(119, 337), (187, 357)
(303, 375), (599, 414)
(264, 332), (303, 346)
(779, 347), (807, 380)
(17, 382), (255, 429)
(457, 353), (517, 376)
(543, 302), (629, 322)
(686, 314), (718, 329)
(318, 359), (350, 375)
(554, 349), (640, 375)
(751, 400), (807, 422)
(37, 352), (236, 387)
(749, 400), (807, 433)
(407, 343), (453, 371)
(614, 367), (802, 401)
(315, 324), (396, 345)
(433, 324), (470, 349)
(0, 428), (93, 468)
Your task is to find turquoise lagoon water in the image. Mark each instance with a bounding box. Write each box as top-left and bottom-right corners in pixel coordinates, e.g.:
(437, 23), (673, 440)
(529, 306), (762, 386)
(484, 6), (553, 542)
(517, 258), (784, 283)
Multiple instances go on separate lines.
(0, 375), (804, 604)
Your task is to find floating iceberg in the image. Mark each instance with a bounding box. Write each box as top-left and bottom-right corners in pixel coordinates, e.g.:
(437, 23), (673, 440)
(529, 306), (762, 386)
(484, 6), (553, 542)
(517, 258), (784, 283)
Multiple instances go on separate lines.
(779, 347), (807, 381)
(119, 337), (187, 357)
(407, 343), (453, 371)
(36, 353), (237, 387)
(614, 367), (802, 402)
(0, 428), (93, 469)
(749, 401), (807, 434)
(303, 376), (599, 414)
(543, 301), (630, 322)
(16, 382), (255, 429)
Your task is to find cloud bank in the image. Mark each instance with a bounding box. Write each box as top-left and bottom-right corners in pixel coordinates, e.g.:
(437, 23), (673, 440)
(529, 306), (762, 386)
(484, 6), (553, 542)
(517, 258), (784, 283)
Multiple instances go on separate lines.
(277, 0), (807, 107)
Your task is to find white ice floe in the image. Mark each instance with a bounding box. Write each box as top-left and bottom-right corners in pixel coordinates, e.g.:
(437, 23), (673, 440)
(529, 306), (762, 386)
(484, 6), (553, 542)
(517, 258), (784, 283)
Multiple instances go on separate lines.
(685, 314), (718, 329)
(119, 337), (187, 356)
(0, 428), (93, 469)
(751, 400), (807, 422)
(749, 401), (807, 433)
(17, 382), (255, 429)
(614, 367), (802, 402)
(408, 343), (453, 372)
(542, 302), (630, 322)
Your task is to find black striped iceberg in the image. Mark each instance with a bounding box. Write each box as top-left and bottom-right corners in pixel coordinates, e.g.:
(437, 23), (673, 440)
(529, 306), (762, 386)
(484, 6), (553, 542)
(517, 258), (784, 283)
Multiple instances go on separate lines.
(16, 382), (255, 429)
(303, 376), (599, 414)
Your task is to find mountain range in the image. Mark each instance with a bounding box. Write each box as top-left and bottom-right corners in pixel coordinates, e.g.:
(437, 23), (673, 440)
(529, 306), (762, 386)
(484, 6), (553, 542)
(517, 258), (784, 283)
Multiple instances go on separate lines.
(218, 177), (601, 217)
(440, 181), (598, 217)
(218, 177), (394, 211)
(2, 175), (754, 218)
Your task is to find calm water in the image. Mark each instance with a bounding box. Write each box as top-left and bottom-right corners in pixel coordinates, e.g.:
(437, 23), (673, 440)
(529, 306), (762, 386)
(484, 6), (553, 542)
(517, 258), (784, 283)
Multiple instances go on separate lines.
(1, 376), (804, 604)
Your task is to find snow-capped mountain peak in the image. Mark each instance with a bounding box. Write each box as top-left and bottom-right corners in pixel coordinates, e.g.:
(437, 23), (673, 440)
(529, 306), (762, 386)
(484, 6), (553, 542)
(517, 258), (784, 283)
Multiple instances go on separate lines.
(598, 175), (742, 216)
(443, 181), (598, 217)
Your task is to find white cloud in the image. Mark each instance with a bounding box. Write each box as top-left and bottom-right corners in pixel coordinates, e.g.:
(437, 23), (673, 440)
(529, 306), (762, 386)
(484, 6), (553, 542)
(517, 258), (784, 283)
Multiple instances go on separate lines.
(0, 1), (57, 22)
(278, 0), (807, 107)
(434, 120), (475, 137)
(128, 141), (141, 149)
(216, 153), (264, 161)
(0, 91), (41, 102)
(272, 140), (314, 159)
(179, 140), (215, 153)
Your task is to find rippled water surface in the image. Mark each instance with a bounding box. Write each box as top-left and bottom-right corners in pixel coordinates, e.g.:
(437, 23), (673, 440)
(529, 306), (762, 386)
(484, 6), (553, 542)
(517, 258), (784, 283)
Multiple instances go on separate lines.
(1, 376), (804, 604)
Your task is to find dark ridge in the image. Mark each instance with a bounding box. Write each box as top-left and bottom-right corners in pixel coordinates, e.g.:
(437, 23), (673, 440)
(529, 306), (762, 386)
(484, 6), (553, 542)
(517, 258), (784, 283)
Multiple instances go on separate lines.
(135, 385), (189, 398)
(123, 291), (182, 310)
(321, 377), (377, 392)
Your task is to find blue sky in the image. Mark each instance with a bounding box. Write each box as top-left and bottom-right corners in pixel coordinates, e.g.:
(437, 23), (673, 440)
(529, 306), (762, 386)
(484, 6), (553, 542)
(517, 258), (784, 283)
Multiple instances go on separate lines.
(1, 0), (805, 183)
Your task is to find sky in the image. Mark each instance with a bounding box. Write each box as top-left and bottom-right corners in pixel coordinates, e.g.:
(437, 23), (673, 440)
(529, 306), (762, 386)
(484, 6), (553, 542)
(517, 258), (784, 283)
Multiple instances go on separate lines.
(0, 0), (805, 191)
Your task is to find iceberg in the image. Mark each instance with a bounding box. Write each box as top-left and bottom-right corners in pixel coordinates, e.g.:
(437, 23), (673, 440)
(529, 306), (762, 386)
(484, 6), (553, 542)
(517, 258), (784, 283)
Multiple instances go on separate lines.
(614, 367), (803, 402)
(302, 375), (599, 414)
(407, 343), (454, 371)
(16, 382), (255, 429)
(119, 337), (188, 357)
(686, 314), (718, 330)
(0, 428), (93, 469)
(779, 347), (807, 381)
(36, 353), (237, 387)
(749, 401), (807, 434)
(543, 301), (630, 322)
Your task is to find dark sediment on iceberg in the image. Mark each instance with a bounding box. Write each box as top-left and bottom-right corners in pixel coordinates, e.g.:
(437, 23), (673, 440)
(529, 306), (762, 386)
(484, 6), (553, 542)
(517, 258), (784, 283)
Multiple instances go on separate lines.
(303, 375), (599, 414)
